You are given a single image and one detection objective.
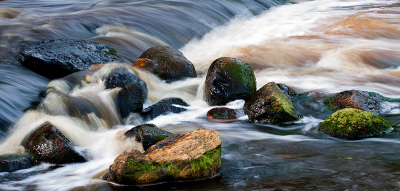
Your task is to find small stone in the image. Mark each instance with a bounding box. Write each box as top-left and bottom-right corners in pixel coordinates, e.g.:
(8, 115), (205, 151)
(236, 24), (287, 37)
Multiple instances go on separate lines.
(206, 107), (237, 123)
(125, 124), (173, 151)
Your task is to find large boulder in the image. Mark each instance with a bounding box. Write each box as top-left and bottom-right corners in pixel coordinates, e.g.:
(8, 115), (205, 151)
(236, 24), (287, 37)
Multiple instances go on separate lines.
(105, 67), (148, 99)
(125, 124), (173, 151)
(204, 57), (256, 106)
(324, 90), (383, 114)
(17, 39), (124, 79)
(117, 83), (144, 118)
(0, 154), (34, 172)
(107, 128), (221, 185)
(139, 97), (188, 121)
(134, 46), (196, 83)
(318, 108), (392, 139)
(206, 107), (237, 123)
(244, 82), (302, 125)
(21, 122), (86, 164)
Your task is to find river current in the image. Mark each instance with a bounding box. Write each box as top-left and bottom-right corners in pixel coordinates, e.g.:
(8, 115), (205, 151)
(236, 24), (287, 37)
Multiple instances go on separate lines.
(0, 0), (400, 190)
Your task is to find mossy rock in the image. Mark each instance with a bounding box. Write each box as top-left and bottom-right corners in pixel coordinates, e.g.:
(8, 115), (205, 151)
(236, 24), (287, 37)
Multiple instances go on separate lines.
(125, 124), (173, 151)
(105, 67), (148, 99)
(277, 83), (298, 101)
(108, 128), (221, 185)
(244, 82), (302, 125)
(117, 83), (144, 118)
(204, 57), (256, 106)
(318, 108), (392, 139)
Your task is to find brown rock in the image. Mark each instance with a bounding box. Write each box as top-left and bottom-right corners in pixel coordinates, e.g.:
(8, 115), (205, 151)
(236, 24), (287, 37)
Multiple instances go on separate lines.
(324, 90), (382, 114)
(107, 128), (221, 185)
(206, 107), (237, 123)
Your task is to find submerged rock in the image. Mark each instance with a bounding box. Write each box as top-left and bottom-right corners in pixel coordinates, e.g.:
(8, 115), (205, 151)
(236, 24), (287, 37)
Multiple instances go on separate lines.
(324, 90), (383, 114)
(206, 107), (237, 123)
(244, 82), (301, 125)
(21, 122), (86, 164)
(125, 124), (173, 151)
(318, 108), (392, 139)
(17, 39), (123, 79)
(117, 83), (144, 118)
(134, 46), (196, 82)
(0, 154), (34, 172)
(204, 57), (256, 106)
(105, 67), (148, 99)
(139, 97), (188, 121)
(107, 128), (221, 185)
(277, 83), (298, 101)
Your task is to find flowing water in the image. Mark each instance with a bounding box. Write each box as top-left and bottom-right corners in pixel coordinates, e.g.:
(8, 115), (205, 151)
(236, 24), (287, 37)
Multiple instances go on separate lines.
(1, 0), (400, 190)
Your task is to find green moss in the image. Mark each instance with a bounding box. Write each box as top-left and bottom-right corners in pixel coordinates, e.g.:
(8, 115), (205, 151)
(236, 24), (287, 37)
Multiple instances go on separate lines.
(190, 145), (221, 172)
(125, 158), (156, 178)
(103, 48), (120, 57)
(225, 60), (256, 95)
(323, 96), (335, 110)
(366, 91), (400, 102)
(154, 135), (171, 142)
(319, 108), (392, 139)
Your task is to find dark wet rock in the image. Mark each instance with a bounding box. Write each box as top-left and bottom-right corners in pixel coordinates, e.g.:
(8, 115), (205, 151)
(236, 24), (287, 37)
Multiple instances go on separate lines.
(277, 83), (298, 101)
(117, 83), (144, 118)
(105, 67), (148, 99)
(244, 82), (302, 125)
(107, 128), (221, 185)
(135, 46), (196, 82)
(204, 57), (256, 106)
(17, 39), (124, 79)
(324, 90), (383, 114)
(206, 107), (237, 123)
(318, 108), (392, 139)
(21, 122), (86, 164)
(139, 97), (188, 121)
(0, 154), (34, 172)
(70, 181), (112, 191)
(125, 124), (173, 151)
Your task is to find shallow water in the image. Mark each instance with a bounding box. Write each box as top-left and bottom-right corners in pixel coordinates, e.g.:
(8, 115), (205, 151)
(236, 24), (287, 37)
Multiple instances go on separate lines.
(1, 0), (400, 190)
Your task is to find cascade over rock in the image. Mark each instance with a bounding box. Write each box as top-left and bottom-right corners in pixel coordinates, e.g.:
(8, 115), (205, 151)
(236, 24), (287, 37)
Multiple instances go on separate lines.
(105, 67), (148, 99)
(134, 46), (197, 83)
(107, 128), (221, 185)
(139, 97), (188, 121)
(204, 57), (256, 106)
(16, 39), (124, 79)
(21, 122), (86, 164)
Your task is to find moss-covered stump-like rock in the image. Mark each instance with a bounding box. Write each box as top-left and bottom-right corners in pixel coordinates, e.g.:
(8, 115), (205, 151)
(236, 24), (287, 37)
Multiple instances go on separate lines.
(139, 97), (189, 122)
(117, 83), (144, 118)
(244, 82), (302, 125)
(277, 83), (298, 101)
(204, 57), (256, 106)
(16, 39), (123, 79)
(134, 46), (197, 83)
(21, 122), (86, 164)
(125, 124), (173, 151)
(206, 107), (237, 123)
(324, 90), (385, 114)
(0, 154), (34, 172)
(318, 108), (392, 139)
(107, 128), (221, 185)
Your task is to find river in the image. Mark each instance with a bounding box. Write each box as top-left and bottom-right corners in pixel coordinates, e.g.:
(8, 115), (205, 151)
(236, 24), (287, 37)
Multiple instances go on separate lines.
(0, 0), (400, 190)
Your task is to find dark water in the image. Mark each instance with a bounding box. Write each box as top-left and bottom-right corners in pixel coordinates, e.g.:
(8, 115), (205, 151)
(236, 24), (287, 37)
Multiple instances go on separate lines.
(1, 0), (400, 190)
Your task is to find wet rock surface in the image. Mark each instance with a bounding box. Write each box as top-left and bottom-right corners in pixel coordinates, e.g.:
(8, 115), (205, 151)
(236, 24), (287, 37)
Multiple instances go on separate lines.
(17, 39), (123, 79)
(324, 90), (383, 114)
(105, 67), (148, 99)
(117, 83), (144, 118)
(21, 122), (86, 164)
(107, 128), (221, 185)
(206, 107), (237, 123)
(139, 97), (188, 121)
(135, 46), (196, 82)
(204, 57), (256, 106)
(244, 82), (301, 125)
(277, 83), (298, 101)
(318, 108), (392, 139)
(125, 124), (173, 151)
(0, 154), (34, 172)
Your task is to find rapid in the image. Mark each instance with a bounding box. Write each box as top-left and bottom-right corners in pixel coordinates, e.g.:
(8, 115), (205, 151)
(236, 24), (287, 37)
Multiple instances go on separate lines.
(0, 0), (400, 190)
